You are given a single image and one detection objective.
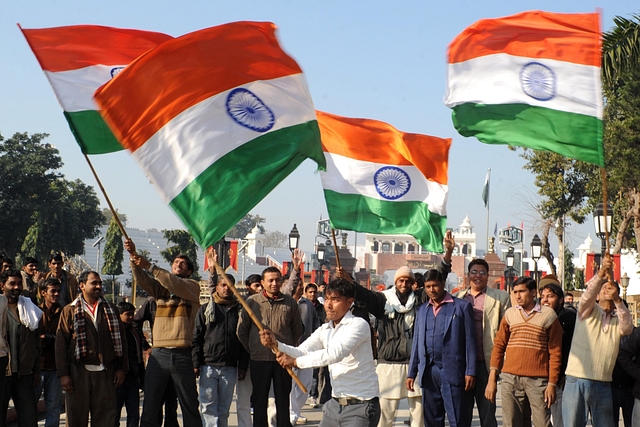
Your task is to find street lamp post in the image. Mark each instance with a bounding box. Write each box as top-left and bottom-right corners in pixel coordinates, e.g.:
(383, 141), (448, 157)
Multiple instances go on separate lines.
(289, 224), (300, 252)
(506, 246), (515, 293)
(621, 272), (630, 301)
(593, 202), (613, 260)
(531, 234), (542, 287)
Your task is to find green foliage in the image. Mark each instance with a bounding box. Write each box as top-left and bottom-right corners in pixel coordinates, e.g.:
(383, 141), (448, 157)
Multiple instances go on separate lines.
(101, 208), (127, 227)
(160, 229), (200, 280)
(563, 247), (576, 290)
(102, 218), (123, 276)
(264, 230), (288, 249)
(574, 269), (585, 290)
(226, 214), (265, 239)
(602, 14), (640, 89)
(0, 132), (102, 260)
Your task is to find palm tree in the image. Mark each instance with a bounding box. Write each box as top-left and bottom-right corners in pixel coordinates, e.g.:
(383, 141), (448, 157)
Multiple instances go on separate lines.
(602, 13), (640, 89)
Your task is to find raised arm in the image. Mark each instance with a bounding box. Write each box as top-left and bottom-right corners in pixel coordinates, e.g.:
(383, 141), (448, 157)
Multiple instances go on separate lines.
(578, 255), (612, 321)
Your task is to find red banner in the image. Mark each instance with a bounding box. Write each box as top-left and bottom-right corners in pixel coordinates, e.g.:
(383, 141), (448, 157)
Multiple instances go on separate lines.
(228, 240), (238, 272)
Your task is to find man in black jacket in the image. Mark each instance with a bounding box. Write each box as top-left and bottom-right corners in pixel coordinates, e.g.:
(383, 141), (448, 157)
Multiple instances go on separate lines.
(193, 273), (249, 427)
(354, 231), (454, 427)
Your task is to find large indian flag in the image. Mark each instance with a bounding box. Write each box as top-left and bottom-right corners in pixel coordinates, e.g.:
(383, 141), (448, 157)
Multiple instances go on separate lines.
(318, 111), (450, 252)
(445, 11), (604, 167)
(20, 24), (172, 154)
(94, 21), (325, 249)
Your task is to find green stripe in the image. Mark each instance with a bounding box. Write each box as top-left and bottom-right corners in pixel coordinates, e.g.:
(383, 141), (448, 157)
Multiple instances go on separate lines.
(169, 121), (325, 249)
(323, 190), (446, 253)
(452, 103), (604, 167)
(64, 111), (124, 155)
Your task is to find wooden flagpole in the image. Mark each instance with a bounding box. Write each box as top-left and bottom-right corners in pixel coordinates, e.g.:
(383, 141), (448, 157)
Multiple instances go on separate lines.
(331, 228), (342, 270)
(213, 260), (307, 393)
(82, 154), (136, 304)
(600, 168), (614, 284)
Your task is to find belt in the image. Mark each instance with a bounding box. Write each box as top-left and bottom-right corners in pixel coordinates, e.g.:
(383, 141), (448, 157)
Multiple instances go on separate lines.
(334, 396), (378, 406)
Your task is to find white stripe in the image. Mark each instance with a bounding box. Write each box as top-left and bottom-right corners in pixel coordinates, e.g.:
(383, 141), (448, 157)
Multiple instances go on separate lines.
(320, 153), (448, 216)
(130, 73), (316, 202)
(45, 65), (125, 112)
(444, 53), (603, 118)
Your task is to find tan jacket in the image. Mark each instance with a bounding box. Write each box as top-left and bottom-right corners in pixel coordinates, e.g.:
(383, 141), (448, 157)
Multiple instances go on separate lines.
(237, 292), (302, 362)
(131, 262), (200, 348)
(455, 286), (510, 371)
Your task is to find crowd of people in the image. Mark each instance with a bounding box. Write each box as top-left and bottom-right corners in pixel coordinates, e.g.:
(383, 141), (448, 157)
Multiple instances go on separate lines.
(0, 229), (637, 427)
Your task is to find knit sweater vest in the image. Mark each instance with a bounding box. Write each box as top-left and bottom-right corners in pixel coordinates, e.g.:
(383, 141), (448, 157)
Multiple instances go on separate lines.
(565, 303), (620, 382)
(490, 306), (562, 384)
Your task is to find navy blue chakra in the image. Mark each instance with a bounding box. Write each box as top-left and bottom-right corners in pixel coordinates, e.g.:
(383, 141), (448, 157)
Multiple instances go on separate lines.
(520, 62), (556, 101)
(226, 88), (275, 132)
(110, 67), (125, 79)
(374, 166), (411, 200)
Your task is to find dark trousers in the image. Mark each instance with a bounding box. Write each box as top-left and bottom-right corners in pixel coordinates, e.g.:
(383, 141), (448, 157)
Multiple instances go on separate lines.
(1, 368), (37, 427)
(319, 398), (380, 427)
(65, 365), (118, 427)
(309, 368), (319, 399)
(473, 361), (497, 427)
(140, 348), (201, 427)
(422, 364), (473, 427)
(612, 385), (634, 427)
(158, 380), (179, 427)
(251, 360), (292, 427)
(116, 375), (140, 427)
(318, 366), (332, 404)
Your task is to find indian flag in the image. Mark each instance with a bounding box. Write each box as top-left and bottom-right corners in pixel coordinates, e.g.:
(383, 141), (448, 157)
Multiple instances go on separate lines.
(445, 11), (604, 167)
(94, 22), (325, 249)
(318, 111), (450, 252)
(20, 24), (172, 154)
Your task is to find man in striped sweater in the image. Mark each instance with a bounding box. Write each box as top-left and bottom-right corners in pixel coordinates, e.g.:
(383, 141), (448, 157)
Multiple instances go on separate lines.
(485, 276), (562, 427)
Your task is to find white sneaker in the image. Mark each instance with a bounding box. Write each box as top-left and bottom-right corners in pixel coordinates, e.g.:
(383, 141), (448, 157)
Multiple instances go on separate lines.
(295, 417), (307, 425)
(307, 397), (319, 408)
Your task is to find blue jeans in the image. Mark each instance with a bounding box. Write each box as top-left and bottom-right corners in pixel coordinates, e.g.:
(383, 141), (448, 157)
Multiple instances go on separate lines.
(562, 376), (614, 427)
(198, 365), (237, 427)
(34, 370), (63, 427)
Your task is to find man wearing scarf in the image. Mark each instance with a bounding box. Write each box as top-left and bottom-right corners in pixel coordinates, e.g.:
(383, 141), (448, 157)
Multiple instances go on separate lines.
(55, 271), (128, 427)
(353, 231), (454, 427)
(193, 273), (248, 427)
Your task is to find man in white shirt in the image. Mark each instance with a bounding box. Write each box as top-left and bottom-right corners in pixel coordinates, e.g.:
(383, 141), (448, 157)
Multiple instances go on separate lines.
(260, 279), (380, 427)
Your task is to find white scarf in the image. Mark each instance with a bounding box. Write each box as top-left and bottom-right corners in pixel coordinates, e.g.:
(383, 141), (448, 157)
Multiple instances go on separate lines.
(383, 288), (416, 318)
(17, 296), (43, 331)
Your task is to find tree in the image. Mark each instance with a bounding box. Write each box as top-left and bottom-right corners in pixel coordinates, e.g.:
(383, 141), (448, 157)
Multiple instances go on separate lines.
(226, 214), (266, 239)
(102, 217), (123, 301)
(599, 15), (640, 254)
(101, 208), (128, 227)
(518, 149), (596, 280)
(563, 247), (576, 290)
(0, 132), (62, 257)
(0, 132), (103, 262)
(160, 229), (201, 280)
(264, 230), (288, 249)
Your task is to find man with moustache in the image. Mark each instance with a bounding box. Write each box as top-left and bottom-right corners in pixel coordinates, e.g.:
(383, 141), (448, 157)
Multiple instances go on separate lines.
(0, 268), (42, 427)
(237, 266), (302, 427)
(406, 268), (476, 427)
(455, 259), (510, 427)
(56, 271), (127, 427)
(125, 238), (203, 427)
(353, 231), (455, 427)
(40, 253), (78, 307)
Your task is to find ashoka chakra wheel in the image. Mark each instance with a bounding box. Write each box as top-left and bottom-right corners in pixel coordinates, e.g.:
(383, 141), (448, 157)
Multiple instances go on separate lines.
(374, 166), (411, 200)
(520, 62), (556, 101)
(226, 88), (275, 132)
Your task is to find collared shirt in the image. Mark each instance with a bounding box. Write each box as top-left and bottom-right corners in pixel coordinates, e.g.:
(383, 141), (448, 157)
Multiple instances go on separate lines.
(427, 292), (454, 317)
(516, 303), (542, 318)
(82, 298), (105, 371)
(464, 287), (486, 361)
(278, 311), (378, 400)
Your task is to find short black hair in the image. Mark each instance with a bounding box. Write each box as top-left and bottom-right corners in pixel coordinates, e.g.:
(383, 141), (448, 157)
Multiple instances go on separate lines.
(262, 266), (282, 280)
(173, 255), (194, 272)
(49, 253), (63, 264)
(2, 257), (13, 267)
(325, 279), (356, 299)
(40, 277), (61, 294)
(78, 271), (100, 284)
(565, 292), (574, 298)
(305, 283), (318, 293)
(23, 257), (38, 267)
(245, 274), (262, 286)
(117, 301), (135, 313)
(217, 274), (236, 286)
(540, 282), (564, 300)
(513, 276), (537, 292)
(414, 272), (425, 289)
(423, 269), (444, 284)
(0, 269), (22, 284)
(468, 259), (489, 273)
